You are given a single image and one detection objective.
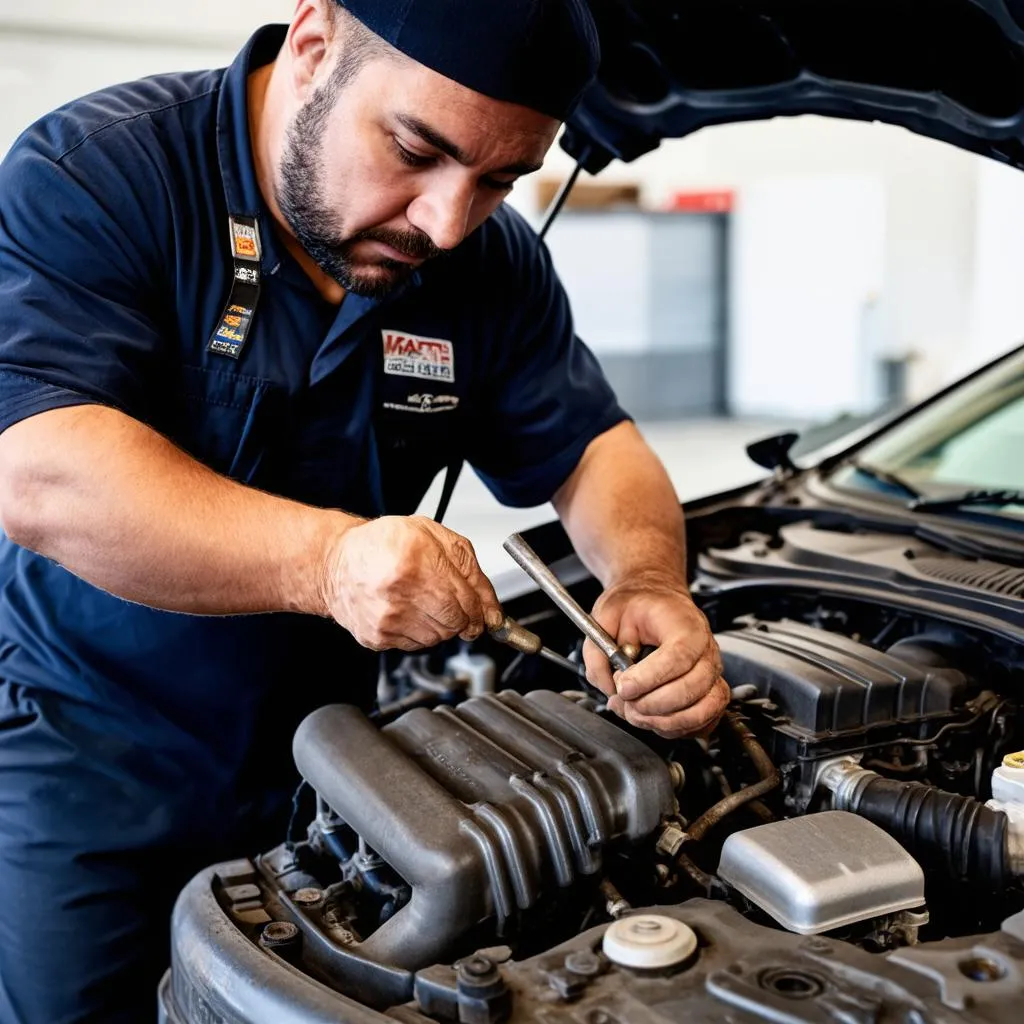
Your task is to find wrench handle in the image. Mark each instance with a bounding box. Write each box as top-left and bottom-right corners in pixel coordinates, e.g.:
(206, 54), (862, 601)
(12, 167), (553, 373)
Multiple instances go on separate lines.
(503, 533), (634, 672)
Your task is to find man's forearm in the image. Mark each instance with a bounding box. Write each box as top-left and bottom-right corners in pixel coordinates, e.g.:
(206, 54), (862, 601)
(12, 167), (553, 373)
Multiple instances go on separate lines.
(553, 421), (688, 589)
(0, 404), (359, 616)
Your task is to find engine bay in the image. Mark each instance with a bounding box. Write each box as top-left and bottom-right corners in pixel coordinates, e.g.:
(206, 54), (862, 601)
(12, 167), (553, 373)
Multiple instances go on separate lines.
(164, 508), (1024, 1023)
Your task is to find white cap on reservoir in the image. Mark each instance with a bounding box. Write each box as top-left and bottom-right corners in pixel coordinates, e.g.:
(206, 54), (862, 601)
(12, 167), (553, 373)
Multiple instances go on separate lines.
(602, 915), (698, 970)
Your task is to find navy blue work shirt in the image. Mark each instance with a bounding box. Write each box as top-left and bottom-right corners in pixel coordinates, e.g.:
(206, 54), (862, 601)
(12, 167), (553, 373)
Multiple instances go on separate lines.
(0, 26), (627, 776)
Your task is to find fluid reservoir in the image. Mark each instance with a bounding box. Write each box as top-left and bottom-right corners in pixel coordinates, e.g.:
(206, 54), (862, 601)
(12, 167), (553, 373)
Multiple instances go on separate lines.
(992, 752), (1024, 806)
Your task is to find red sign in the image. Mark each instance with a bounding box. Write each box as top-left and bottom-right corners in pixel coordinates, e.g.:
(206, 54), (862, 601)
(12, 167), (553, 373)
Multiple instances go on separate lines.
(667, 190), (735, 214)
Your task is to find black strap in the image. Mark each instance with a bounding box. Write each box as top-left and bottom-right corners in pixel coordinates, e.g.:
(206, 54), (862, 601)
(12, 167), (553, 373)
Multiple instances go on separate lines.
(207, 215), (262, 360)
(434, 459), (464, 524)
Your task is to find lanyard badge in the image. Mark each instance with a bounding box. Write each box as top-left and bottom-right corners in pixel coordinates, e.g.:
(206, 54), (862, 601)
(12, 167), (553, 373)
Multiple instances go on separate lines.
(207, 215), (262, 360)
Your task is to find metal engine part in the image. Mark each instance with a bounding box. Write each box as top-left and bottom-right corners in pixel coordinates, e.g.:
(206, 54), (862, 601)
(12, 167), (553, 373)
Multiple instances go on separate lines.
(717, 811), (926, 934)
(292, 690), (676, 970)
(161, 876), (1024, 1024)
(717, 618), (969, 750)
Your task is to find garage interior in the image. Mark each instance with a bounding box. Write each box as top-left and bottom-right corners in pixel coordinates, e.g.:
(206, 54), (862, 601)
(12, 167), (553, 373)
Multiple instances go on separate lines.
(1, 3), (1023, 1023)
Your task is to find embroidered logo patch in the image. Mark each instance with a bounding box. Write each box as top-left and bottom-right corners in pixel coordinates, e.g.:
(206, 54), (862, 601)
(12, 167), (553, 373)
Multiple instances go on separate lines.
(382, 330), (455, 382)
(383, 393), (460, 414)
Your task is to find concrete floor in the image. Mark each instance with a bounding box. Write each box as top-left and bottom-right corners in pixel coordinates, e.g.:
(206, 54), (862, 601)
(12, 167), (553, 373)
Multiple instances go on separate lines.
(417, 418), (799, 579)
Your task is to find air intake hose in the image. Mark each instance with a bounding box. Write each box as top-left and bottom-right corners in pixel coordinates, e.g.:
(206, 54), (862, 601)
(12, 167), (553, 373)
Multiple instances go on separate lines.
(820, 761), (1011, 887)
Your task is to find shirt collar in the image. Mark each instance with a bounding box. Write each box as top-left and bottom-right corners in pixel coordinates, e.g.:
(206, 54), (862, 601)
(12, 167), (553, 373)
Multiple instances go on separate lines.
(216, 24), (289, 278)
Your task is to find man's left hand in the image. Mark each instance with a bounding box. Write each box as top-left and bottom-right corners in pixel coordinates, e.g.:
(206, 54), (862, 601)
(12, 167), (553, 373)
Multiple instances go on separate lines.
(582, 574), (729, 738)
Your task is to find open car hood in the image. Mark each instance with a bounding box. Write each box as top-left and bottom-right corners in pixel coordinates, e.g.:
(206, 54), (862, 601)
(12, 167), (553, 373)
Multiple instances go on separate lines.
(564, 0), (1024, 172)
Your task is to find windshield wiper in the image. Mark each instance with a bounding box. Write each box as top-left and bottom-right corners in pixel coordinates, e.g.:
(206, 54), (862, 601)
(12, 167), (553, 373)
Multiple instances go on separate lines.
(909, 489), (1024, 514)
(844, 458), (922, 500)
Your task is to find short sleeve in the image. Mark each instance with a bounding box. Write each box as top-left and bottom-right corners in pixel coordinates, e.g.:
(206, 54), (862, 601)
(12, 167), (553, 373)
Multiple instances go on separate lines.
(466, 209), (630, 508)
(0, 119), (166, 433)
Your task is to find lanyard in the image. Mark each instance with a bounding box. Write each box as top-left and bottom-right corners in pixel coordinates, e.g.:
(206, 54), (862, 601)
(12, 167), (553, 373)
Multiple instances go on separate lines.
(207, 215), (262, 360)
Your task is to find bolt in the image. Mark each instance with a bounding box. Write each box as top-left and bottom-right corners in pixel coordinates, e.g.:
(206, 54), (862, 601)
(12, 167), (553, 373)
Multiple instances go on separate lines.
(655, 863), (672, 885)
(458, 954), (500, 987)
(548, 970), (587, 1000)
(960, 957), (1006, 982)
(565, 950), (601, 977)
(292, 887), (324, 906)
(465, 956), (493, 977)
(260, 921), (299, 949)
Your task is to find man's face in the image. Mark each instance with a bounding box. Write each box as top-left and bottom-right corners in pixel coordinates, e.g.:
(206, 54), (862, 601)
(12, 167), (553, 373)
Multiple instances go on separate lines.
(277, 49), (559, 298)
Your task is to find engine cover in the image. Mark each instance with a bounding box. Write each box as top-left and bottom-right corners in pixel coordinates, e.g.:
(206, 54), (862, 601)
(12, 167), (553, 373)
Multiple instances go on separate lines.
(293, 690), (675, 970)
(718, 618), (969, 750)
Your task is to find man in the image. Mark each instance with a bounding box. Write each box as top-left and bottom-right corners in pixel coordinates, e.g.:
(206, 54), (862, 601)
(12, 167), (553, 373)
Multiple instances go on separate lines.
(0, 0), (727, 1019)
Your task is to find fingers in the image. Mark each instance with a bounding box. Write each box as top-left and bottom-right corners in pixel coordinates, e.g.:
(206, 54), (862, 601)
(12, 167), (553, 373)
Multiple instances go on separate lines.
(624, 655), (721, 718)
(330, 516), (502, 652)
(582, 638), (615, 696)
(438, 573), (483, 638)
(614, 631), (718, 702)
(582, 599), (637, 697)
(385, 518), (499, 644)
(583, 630), (642, 697)
(610, 676), (731, 739)
(444, 533), (503, 629)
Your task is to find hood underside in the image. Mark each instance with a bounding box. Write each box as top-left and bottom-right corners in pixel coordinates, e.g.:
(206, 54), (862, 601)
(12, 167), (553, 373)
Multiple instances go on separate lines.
(564, 0), (1024, 172)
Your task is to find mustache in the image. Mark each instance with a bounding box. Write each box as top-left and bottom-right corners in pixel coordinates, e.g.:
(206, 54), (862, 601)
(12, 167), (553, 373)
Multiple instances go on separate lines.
(347, 226), (444, 262)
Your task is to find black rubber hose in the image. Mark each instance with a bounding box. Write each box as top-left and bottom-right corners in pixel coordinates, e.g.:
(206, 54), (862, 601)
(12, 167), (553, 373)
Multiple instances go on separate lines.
(848, 775), (1009, 886)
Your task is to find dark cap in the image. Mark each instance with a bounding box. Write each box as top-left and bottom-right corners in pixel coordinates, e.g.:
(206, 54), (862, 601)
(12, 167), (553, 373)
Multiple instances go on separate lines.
(336, 0), (600, 121)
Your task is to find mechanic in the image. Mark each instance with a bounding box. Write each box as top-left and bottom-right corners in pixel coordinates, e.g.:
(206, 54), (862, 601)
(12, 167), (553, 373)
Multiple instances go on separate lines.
(0, 0), (728, 1019)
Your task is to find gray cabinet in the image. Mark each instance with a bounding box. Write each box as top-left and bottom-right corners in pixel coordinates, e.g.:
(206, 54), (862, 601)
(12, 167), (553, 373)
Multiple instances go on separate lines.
(544, 211), (728, 418)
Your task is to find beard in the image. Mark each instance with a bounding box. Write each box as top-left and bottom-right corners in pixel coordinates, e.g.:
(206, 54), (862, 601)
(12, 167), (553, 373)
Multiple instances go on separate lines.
(276, 82), (443, 299)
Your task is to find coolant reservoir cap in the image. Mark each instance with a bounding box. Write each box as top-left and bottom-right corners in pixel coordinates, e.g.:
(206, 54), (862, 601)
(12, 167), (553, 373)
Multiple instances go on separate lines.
(602, 915), (697, 969)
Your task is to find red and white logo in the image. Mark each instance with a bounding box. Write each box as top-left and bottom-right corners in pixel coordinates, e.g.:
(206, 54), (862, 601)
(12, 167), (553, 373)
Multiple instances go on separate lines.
(382, 330), (455, 383)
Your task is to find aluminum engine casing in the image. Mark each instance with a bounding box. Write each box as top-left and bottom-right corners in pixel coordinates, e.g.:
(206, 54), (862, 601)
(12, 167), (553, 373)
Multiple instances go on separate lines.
(293, 690), (676, 970)
(718, 811), (926, 934)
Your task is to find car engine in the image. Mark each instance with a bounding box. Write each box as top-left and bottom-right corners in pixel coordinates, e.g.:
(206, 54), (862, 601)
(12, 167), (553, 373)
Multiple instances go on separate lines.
(162, 515), (1024, 1024)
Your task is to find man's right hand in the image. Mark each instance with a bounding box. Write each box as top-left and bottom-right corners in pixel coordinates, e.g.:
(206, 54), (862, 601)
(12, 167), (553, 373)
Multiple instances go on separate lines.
(323, 515), (503, 651)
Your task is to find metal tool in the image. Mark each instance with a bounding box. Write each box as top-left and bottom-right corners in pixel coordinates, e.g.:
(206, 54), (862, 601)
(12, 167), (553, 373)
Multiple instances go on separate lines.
(489, 615), (585, 677)
(503, 533), (636, 674)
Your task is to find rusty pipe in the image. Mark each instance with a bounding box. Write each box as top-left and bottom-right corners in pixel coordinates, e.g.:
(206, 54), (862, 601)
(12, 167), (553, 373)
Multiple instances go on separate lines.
(682, 712), (780, 844)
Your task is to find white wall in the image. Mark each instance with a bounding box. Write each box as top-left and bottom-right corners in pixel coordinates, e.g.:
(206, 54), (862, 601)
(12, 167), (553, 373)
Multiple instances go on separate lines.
(0, 33), (237, 157)
(0, 1), (291, 47)
(0, 2), (291, 155)
(729, 173), (886, 419)
(523, 115), (991, 413)
(964, 158), (1024, 376)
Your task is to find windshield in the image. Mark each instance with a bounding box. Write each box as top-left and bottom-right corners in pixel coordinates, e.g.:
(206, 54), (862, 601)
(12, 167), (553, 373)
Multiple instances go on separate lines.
(828, 348), (1024, 520)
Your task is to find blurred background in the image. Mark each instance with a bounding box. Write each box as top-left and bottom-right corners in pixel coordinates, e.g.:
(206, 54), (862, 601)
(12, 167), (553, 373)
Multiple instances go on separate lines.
(3, 0), (1024, 573)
